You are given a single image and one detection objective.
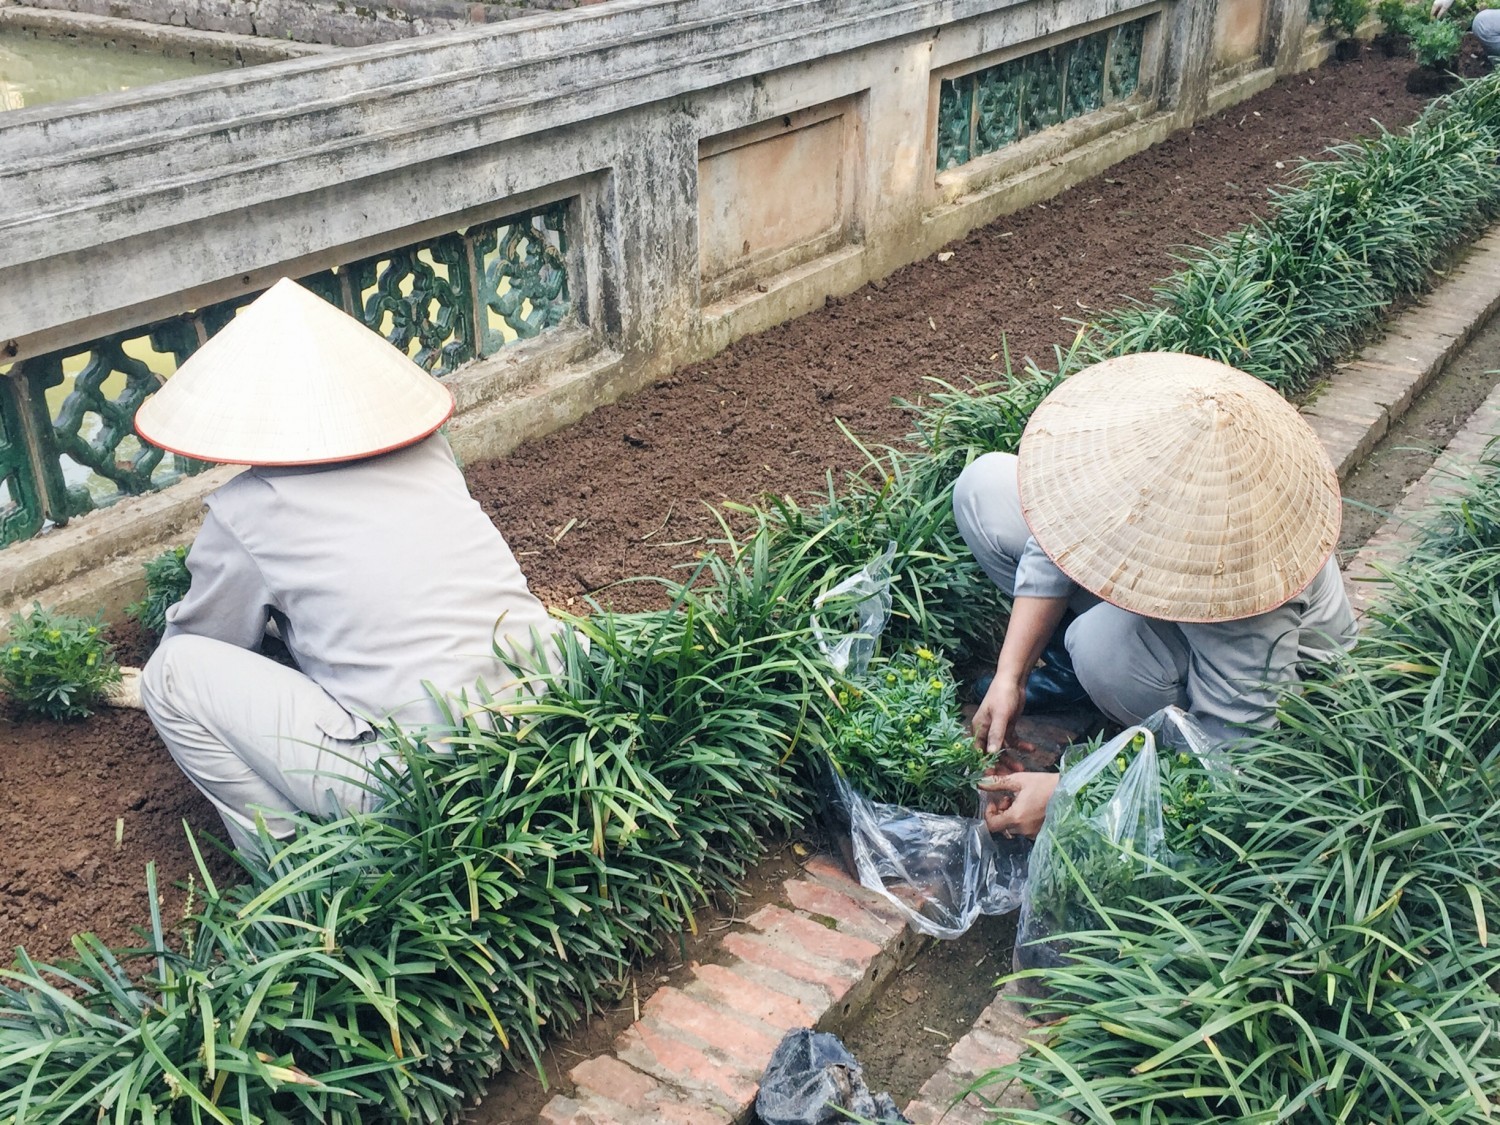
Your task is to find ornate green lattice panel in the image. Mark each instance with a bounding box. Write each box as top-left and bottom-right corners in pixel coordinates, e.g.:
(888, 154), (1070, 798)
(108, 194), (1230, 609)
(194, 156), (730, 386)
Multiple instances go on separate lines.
(1020, 48), (1066, 135)
(32, 318), (206, 521)
(973, 60), (1024, 158)
(937, 77), (974, 170)
(347, 234), (477, 377)
(1065, 31), (1109, 119)
(1107, 19), (1146, 101)
(936, 17), (1151, 171)
(0, 370), (46, 547)
(473, 204), (572, 354)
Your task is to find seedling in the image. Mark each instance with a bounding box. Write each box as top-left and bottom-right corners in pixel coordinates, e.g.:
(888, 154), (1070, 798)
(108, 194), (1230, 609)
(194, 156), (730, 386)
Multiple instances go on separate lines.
(127, 544), (191, 637)
(825, 647), (986, 814)
(0, 604), (121, 720)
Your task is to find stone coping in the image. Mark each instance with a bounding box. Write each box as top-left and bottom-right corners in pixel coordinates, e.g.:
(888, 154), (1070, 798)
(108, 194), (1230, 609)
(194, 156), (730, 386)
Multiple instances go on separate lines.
(0, 5), (334, 63)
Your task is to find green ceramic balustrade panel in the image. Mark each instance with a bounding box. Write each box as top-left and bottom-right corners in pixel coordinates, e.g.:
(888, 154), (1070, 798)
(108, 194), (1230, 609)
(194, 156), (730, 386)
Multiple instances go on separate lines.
(1107, 19), (1145, 100)
(937, 77), (974, 170)
(1066, 31), (1109, 118)
(0, 370), (46, 546)
(40, 321), (207, 521)
(936, 17), (1150, 171)
(973, 60), (1024, 158)
(0, 201), (571, 546)
(474, 206), (571, 352)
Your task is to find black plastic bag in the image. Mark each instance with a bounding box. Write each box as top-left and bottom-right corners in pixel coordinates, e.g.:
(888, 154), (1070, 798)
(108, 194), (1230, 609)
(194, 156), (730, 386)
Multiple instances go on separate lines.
(755, 1029), (911, 1125)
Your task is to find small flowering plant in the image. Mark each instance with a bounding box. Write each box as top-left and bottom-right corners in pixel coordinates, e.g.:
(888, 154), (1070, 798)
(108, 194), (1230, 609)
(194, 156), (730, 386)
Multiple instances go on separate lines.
(0, 604), (122, 720)
(825, 646), (987, 814)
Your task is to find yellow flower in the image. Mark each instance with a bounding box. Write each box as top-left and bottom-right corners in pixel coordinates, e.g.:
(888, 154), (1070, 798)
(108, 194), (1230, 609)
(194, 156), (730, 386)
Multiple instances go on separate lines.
(915, 647), (935, 662)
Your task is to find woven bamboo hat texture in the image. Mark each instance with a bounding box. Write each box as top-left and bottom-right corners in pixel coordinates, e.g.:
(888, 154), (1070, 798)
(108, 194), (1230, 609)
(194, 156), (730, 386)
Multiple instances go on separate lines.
(135, 277), (454, 466)
(1016, 352), (1341, 623)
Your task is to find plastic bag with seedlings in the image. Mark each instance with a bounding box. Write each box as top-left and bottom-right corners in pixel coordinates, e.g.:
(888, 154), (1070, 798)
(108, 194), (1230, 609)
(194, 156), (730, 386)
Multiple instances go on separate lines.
(755, 1029), (911, 1125)
(820, 756), (1029, 939)
(814, 547), (1028, 940)
(1015, 705), (1231, 977)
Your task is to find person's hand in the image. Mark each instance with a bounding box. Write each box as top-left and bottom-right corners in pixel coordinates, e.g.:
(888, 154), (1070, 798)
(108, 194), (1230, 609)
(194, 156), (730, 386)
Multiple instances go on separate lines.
(978, 771), (1060, 839)
(100, 666), (144, 710)
(972, 674), (1025, 758)
(1432, 0), (1454, 17)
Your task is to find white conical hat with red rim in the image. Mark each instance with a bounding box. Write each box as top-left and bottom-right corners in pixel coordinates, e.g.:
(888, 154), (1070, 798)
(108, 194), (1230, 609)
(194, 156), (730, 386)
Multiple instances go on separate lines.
(1017, 351), (1341, 623)
(135, 277), (454, 466)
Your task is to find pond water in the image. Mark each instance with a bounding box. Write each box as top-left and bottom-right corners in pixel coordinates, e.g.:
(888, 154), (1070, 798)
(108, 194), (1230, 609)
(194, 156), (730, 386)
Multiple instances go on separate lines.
(0, 29), (228, 111)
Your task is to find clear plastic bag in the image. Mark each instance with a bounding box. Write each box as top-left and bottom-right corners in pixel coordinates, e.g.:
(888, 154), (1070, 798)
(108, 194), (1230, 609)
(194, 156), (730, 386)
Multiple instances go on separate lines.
(811, 541), (895, 678)
(813, 547), (1028, 940)
(1015, 705), (1225, 975)
(821, 757), (1029, 938)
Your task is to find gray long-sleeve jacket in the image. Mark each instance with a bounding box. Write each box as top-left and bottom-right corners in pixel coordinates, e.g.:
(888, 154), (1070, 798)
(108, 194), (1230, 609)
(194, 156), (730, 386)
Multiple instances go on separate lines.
(1017, 537), (1357, 731)
(163, 433), (567, 728)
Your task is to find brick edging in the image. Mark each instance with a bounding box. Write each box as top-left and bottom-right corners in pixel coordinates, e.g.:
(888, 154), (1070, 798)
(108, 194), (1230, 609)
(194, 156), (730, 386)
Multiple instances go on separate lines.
(538, 855), (923, 1124)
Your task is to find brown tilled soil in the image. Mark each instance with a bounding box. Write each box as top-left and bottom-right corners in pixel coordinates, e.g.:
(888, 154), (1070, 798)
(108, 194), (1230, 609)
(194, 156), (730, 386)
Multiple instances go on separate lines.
(0, 49), (1451, 1018)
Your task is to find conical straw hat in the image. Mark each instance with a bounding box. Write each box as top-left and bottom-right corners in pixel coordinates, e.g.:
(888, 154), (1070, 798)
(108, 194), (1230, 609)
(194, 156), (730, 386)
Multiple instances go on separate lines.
(135, 277), (454, 466)
(1016, 352), (1341, 623)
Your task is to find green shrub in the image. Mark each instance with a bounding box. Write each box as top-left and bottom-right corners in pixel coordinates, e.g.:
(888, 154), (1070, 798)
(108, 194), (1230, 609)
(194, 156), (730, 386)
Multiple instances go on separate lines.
(1415, 14), (1465, 66)
(1328, 0), (1372, 38)
(1376, 0), (1421, 36)
(127, 544), (191, 637)
(0, 604), (121, 720)
(826, 647), (985, 814)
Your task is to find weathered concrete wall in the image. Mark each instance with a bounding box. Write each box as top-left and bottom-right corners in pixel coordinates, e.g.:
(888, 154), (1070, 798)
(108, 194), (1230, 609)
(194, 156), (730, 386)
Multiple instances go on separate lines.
(4, 0), (584, 46)
(0, 4), (333, 62)
(0, 0), (1330, 624)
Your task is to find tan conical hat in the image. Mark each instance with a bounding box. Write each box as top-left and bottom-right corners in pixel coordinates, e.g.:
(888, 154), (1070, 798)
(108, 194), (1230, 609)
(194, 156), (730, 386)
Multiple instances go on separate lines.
(1016, 352), (1341, 623)
(135, 277), (454, 466)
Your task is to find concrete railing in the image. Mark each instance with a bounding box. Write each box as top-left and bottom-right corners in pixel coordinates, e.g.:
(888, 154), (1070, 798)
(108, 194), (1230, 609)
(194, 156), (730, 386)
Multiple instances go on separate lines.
(0, 0), (1328, 622)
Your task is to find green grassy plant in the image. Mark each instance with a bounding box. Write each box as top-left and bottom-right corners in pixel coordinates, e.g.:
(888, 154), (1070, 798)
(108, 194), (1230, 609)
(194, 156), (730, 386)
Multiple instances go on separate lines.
(127, 545), (191, 637)
(1084, 75), (1500, 392)
(0, 604), (121, 720)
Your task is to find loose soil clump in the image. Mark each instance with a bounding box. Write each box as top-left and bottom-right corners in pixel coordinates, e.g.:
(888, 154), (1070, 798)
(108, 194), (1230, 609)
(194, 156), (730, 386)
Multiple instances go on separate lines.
(0, 52), (1439, 976)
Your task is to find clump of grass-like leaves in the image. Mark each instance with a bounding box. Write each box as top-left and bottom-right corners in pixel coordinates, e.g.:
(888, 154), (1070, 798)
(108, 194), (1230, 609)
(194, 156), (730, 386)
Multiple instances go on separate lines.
(127, 544), (191, 637)
(1084, 74), (1500, 391)
(0, 604), (121, 720)
(974, 453), (1500, 1122)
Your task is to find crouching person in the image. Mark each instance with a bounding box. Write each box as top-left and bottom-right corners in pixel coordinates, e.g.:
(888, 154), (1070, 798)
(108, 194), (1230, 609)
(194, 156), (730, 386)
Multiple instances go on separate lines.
(952, 353), (1358, 838)
(126, 278), (567, 855)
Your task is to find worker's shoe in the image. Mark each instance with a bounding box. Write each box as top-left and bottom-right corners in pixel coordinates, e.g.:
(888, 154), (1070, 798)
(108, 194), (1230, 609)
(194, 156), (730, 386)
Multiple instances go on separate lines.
(1023, 659), (1089, 712)
(969, 639), (1090, 712)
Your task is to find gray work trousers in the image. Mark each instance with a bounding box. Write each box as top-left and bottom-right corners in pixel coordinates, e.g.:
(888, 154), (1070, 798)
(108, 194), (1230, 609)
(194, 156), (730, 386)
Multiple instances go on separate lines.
(142, 634), (388, 855)
(1476, 10), (1500, 56)
(953, 452), (1199, 728)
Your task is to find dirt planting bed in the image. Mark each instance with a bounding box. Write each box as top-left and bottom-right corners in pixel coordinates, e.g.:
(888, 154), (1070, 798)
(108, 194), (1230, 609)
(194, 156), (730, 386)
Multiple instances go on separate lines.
(0, 51), (1441, 976)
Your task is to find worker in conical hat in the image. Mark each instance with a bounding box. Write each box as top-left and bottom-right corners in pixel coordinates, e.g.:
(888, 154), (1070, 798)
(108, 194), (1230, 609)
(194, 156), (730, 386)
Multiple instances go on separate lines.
(952, 352), (1357, 839)
(123, 278), (568, 855)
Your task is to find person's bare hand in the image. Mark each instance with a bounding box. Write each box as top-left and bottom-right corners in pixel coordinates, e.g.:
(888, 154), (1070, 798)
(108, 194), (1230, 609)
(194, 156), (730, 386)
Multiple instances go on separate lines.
(978, 771), (1060, 839)
(972, 675), (1025, 758)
